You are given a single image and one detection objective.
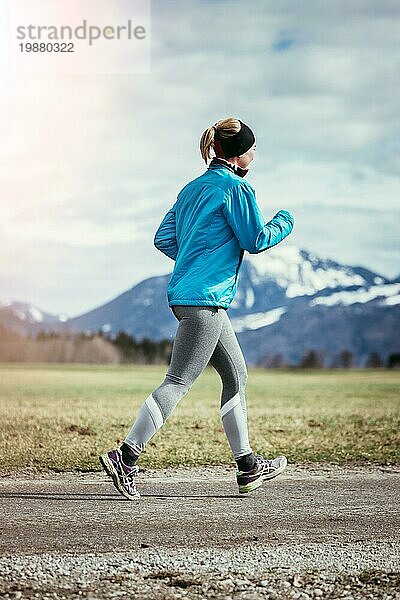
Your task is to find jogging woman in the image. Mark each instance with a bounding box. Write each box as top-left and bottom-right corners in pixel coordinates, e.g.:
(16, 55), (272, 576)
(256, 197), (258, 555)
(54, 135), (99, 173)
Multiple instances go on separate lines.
(100, 117), (295, 500)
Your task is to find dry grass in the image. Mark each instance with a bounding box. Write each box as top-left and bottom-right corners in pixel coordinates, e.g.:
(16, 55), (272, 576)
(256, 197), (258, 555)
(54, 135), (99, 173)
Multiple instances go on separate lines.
(0, 363), (399, 474)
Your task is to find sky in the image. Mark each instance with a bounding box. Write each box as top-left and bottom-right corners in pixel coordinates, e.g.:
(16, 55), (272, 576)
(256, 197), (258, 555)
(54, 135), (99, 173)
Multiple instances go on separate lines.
(0, 0), (399, 318)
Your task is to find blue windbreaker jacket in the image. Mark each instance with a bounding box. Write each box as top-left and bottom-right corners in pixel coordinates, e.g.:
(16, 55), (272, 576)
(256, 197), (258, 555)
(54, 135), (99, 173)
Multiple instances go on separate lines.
(154, 160), (295, 309)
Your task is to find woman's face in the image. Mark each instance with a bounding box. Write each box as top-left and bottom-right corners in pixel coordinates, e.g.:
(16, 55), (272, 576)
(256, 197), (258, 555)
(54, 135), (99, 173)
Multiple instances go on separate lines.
(236, 143), (256, 169)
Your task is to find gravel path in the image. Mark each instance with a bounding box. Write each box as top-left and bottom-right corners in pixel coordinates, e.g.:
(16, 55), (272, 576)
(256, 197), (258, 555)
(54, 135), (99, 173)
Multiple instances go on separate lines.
(0, 463), (399, 599)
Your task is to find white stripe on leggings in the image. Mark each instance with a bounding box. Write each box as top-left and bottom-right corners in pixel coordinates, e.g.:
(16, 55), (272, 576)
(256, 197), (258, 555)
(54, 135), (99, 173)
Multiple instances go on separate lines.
(145, 393), (164, 429)
(220, 392), (241, 419)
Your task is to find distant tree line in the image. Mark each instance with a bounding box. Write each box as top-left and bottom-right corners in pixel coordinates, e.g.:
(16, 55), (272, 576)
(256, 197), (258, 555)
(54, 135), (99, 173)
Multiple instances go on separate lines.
(109, 330), (173, 364)
(0, 324), (398, 368)
(0, 325), (173, 365)
(257, 349), (400, 369)
(0, 325), (119, 364)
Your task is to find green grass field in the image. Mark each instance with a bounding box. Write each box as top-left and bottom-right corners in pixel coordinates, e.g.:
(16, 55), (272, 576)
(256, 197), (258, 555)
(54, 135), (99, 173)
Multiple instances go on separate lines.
(0, 363), (399, 474)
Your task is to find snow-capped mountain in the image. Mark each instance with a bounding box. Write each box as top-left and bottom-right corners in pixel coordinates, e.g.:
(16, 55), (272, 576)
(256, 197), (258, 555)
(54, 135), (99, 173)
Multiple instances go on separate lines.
(0, 299), (68, 336)
(231, 246), (389, 308)
(1, 246), (399, 366)
(244, 246), (385, 298)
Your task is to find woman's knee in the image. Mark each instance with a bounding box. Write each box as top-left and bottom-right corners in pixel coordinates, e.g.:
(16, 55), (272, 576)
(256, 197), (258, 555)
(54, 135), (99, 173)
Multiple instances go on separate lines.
(152, 374), (191, 420)
(164, 371), (192, 393)
(220, 363), (248, 397)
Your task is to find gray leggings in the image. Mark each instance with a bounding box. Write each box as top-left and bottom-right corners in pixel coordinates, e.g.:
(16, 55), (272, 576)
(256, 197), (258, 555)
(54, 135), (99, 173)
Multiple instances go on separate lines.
(124, 305), (253, 460)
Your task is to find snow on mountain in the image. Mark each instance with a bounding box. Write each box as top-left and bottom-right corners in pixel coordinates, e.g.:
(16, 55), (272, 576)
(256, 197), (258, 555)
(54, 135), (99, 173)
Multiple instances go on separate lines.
(383, 295), (400, 307)
(0, 299), (66, 324)
(231, 307), (287, 332)
(309, 283), (400, 307)
(245, 245), (385, 298)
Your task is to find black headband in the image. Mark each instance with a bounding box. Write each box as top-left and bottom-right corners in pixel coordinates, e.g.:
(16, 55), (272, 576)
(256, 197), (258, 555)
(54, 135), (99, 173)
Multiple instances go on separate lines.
(214, 120), (255, 159)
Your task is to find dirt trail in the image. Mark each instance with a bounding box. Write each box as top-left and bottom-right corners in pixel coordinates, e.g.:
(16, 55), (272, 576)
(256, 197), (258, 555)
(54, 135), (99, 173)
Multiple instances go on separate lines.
(0, 463), (399, 599)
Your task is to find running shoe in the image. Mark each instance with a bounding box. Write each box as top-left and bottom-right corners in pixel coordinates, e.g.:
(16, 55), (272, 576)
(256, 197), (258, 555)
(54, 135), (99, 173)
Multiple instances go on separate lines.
(99, 448), (140, 500)
(237, 454), (287, 494)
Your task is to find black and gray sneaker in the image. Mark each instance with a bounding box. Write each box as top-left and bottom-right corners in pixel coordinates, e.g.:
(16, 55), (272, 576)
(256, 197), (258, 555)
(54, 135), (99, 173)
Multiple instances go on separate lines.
(237, 454), (287, 494)
(99, 448), (140, 500)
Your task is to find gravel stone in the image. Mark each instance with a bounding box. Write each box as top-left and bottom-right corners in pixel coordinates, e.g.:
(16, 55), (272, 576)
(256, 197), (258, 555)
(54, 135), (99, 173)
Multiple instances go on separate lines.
(1, 464), (399, 598)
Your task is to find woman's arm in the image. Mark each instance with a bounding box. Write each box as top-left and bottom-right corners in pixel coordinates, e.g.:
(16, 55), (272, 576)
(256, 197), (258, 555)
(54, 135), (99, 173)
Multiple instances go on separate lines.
(153, 204), (179, 260)
(222, 182), (294, 254)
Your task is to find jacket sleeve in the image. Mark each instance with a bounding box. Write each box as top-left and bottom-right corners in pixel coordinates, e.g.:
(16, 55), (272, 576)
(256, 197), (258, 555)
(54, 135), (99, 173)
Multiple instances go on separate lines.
(153, 203), (179, 260)
(222, 182), (295, 254)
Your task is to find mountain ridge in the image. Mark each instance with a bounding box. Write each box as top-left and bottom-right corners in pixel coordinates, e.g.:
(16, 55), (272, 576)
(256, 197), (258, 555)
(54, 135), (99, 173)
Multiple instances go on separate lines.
(1, 245), (398, 366)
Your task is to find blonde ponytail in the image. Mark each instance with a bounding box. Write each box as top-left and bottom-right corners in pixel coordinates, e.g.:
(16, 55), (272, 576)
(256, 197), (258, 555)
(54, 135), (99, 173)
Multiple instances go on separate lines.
(199, 117), (241, 164)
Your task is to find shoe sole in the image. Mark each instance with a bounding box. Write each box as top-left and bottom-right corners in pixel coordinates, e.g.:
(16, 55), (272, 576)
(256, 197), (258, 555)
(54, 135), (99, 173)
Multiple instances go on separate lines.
(99, 454), (140, 501)
(238, 457), (288, 495)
